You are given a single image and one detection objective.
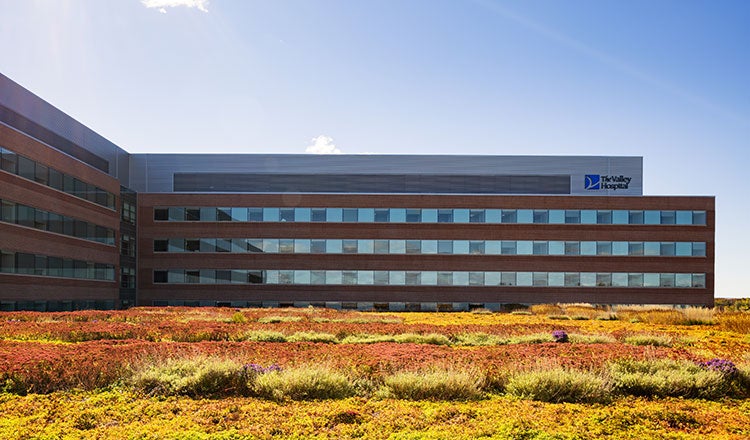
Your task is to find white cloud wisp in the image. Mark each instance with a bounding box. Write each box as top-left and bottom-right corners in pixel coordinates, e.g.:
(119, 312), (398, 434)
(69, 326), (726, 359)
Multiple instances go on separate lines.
(305, 135), (341, 154)
(141, 0), (209, 13)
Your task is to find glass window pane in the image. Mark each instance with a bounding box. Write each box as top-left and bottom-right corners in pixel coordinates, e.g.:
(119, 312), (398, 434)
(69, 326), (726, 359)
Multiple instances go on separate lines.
(437, 209), (453, 223)
(485, 272), (501, 285)
(661, 211), (676, 225)
(629, 210), (644, 224)
(517, 241), (532, 255)
(612, 273), (628, 287)
(532, 272), (547, 286)
(692, 211), (706, 225)
(342, 208), (358, 222)
(469, 209), (485, 223)
(326, 270), (342, 285)
(295, 208), (311, 222)
(532, 241), (548, 255)
(358, 208), (374, 222)
(469, 272), (485, 286)
(201, 207), (217, 221)
(311, 271), (326, 284)
(676, 211), (692, 225)
(1, 200), (16, 223)
(454, 272), (469, 286)
(422, 271), (437, 285)
(660, 273), (675, 287)
(326, 240), (342, 253)
(232, 238), (247, 253)
(660, 242), (676, 256)
(549, 272), (564, 286)
(405, 240), (421, 254)
(199, 238), (216, 252)
(280, 208), (295, 221)
(469, 241), (484, 254)
(1, 148), (18, 173)
(581, 210), (596, 224)
(486, 209), (501, 223)
(501, 210), (517, 223)
(629, 242), (644, 256)
(248, 270), (264, 284)
(501, 241), (517, 255)
(580, 241), (596, 255)
(549, 241), (564, 255)
(675, 273), (692, 287)
(565, 272), (580, 287)
(17, 156), (35, 180)
(692, 274), (706, 288)
(564, 242), (580, 256)
(168, 207), (185, 221)
(454, 209), (469, 223)
(263, 239), (279, 253)
(263, 208), (280, 222)
(373, 271), (389, 285)
(580, 272), (596, 287)
(48, 168), (63, 190)
(454, 240), (470, 254)
(485, 241), (501, 255)
(231, 207), (248, 221)
(612, 242), (628, 255)
(405, 271), (421, 285)
(405, 209), (421, 223)
(437, 272), (453, 286)
(422, 240), (437, 254)
(500, 272), (516, 286)
(533, 210), (548, 223)
(373, 240), (389, 254)
(185, 208), (200, 221)
(216, 207), (232, 221)
(549, 210), (564, 224)
(421, 209), (437, 223)
(517, 272), (533, 286)
(295, 271), (311, 284)
(390, 208), (406, 222)
(215, 239), (231, 252)
(390, 271), (405, 285)
(278, 239), (295, 253)
(644, 273), (660, 287)
(310, 208), (326, 222)
(596, 273), (612, 287)
(517, 209), (533, 224)
(597, 242), (612, 255)
(247, 239), (263, 253)
(437, 240), (452, 254)
(390, 240), (406, 254)
(342, 239), (358, 254)
(644, 210), (660, 224)
(644, 242), (660, 256)
(597, 210), (612, 224)
(628, 273), (643, 287)
(358, 271), (374, 285)
(692, 242), (706, 257)
(373, 209), (389, 222)
(34, 163), (48, 185)
(612, 210), (628, 224)
(310, 239), (326, 253)
(565, 210), (580, 224)
(358, 239), (373, 254)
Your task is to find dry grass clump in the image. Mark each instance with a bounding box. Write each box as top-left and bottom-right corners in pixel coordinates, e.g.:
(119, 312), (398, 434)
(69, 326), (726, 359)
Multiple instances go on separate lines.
(233, 330), (287, 342)
(623, 334), (673, 347)
(258, 316), (303, 324)
(614, 306), (714, 325)
(609, 359), (733, 400)
(718, 312), (750, 333)
(505, 368), (611, 404)
(393, 333), (452, 345)
(287, 331), (338, 343)
(530, 304), (564, 316)
(381, 368), (485, 400)
(253, 366), (355, 400)
(131, 357), (249, 397)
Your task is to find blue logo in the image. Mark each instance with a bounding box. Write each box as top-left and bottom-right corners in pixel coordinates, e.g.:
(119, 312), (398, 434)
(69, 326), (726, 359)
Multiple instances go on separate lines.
(584, 174), (601, 190)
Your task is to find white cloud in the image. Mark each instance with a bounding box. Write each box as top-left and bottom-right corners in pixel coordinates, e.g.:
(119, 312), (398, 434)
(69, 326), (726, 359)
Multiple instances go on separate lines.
(141, 0), (209, 13)
(305, 135), (342, 154)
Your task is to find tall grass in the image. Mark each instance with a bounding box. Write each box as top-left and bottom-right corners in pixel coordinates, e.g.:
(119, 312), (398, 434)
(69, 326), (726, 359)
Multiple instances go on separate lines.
(382, 369), (485, 400)
(253, 366), (355, 400)
(505, 368), (611, 404)
(717, 312), (750, 333)
(623, 334), (673, 347)
(609, 359), (733, 399)
(131, 357), (249, 397)
(258, 316), (303, 324)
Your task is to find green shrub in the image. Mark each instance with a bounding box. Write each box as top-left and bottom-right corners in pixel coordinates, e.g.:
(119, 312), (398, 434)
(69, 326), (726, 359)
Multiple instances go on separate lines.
(507, 333), (553, 344)
(393, 333), (452, 345)
(505, 368), (611, 404)
(230, 312), (247, 323)
(340, 334), (396, 344)
(382, 369), (484, 400)
(287, 331), (338, 343)
(131, 357), (249, 397)
(509, 310), (532, 316)
(253, 366), (354, 400)
(623, 334), (672, 347)
(547, 315), (571, 320)
(234, 330), (287, 342)
(610, 359), (733, 399)
(454, 333), (508, 346)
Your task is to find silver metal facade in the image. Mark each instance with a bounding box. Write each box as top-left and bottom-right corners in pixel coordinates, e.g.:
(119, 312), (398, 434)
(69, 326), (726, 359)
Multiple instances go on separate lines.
(128, 154), (643, 195)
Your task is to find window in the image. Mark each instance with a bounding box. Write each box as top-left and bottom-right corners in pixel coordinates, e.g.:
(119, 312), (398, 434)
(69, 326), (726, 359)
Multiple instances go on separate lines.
(342, 240), (358, 254)
(596, 242), (612, 255)
(565, 210), (580, 224)
(280, 208), (295, 222)
(469, 241), (484, 254)
(533, 210), (548, 223)
(154, 208), (168, 221)
(438, 240), (453, 254)
(248, 208), (263, 221)
(597, 210), (612, 224)
(501, 241), (517, 255)
(660, 211), (676, 225)
(565, 272), (580, 287)
(469, 210), (485, 223)
(437, 209), (453, 223)
(217, 208), (232, 221)
(532, 241), (548, 255)
(373, 240), (389, 254)
(121, 267), (136, 288)
(501, 210), (517, 223)
(153, 240), (168, 252)
(121, 234), (136, 257)
(405, 209), (421, 222)
(185, 239), (200, 252)
(374, 209), (389, 222)
(405, 240), (421, 254)
(629, 210), (644, 224)
(596, 273), (612, 287)
(693, 211), (707, 225)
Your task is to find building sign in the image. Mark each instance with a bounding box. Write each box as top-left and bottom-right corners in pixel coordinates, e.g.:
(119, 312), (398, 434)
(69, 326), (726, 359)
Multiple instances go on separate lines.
(585, 174), (631, 191)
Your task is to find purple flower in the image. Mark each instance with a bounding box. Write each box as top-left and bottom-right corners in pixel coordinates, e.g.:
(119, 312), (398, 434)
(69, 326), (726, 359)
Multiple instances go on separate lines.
(242, 363), (282, 376)
(552, 330), (569, 343)
(699, 358), (738, 376)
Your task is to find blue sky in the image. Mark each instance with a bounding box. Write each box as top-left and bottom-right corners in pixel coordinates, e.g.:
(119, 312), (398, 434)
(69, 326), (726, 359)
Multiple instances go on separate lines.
(1, 0), (748, 297)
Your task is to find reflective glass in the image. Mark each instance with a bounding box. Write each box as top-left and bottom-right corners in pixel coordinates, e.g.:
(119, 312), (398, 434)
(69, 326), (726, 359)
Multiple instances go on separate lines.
(597, 242), (612, 255)
(437, 209), (453, 223)
(533, 210), (548, 223)
(422, 209), (437, 223)
(326, 240), (342, 253)
(612, 242), (628, 255)
(405, 272), (421, 285)
(373, 209), (389, 222)
(454, 272), (469, 286)
(390, 208), (406, 222)
(549, 210), (565, 224)
(581, 210), (596, 224)
(629, 242), (644, 256)
(422, 271), (437, 285)
(455, 209), (470, 223)
(532, 241), (548, 255)
(310, 240), (326, 253)
(358, 271), (374, 285)
(341, 271), (357, 284)
(405, 240), (421, 254)
(486, 209), (502, 223)
(373, 240), (389, 254)
(501, 241), (517, 255)
(310, 208), (326, 222)
(532, 272), (548, 286)
(580, 272), (596, 287)
(549, 272), (564, 286)
(628, 273), (644, 287)
(692, 242), (706, 257)
(326, 208), (342, 222)
(644, 242), (660, 256)
(517, 272), (533, 286)
(644, 210), (660, 224)
(390, 240), (406, 254)
(295, 239), (311, 253)
(342, 240), (358, 253)
(644, 273), (660, 287)
(358, 239), (374, 253)
(485, 241), (501, 255)
(517, 241), (533, 255)
(438, 240), (452, 254)
(613, 210), (628, 224)
(565, 272), (580, 287)
(580, 241), (596, 256)
(692, 274), (706, 288)
(675, 273), (692, 287)
(469, 272), (484, 286)
(422, 240), (437, 254)
(326, 271), (342, 284)
(597, 210), (612, 224)
(660, 242), (675, 256)
(565, 210), (580, 224)
(247, 239), (263, 253)
(342, 208), (358, 222)
(549, 241), (565, 255)
(358, 208), (374, 222)
(485, 272), (501, 285)
(405, 209), (421, 222)
(263, 208), (279, 222)
(629, 210), (644, 224)
(295, 208), (311, 222)
(517, 209), (533, 224)
(374, 271), (389, 285)
(692, 211), (706, 225)
(469, 241), (484, 254)
(295, 271), (311, 284)
(469, 209), (485, 223)
(231, 208), (248, 221)
(437, 272), (453, 285)
(453, 240), (470, 254)
(612, 273), (628, 287)
(596, 273), (612, 287)
(390, 271), (405, 285)
(501, 210), (517, 223)
(660, 273), (675, 287)
(676, 211), (692, 225)
(661, 211), (676, 225)
(263, 239), (279, 253)
(564, 242), (580, 256)
(216, 239), (232, 252)
(279, 208), (295, 222)
(500, 272), (516, 286)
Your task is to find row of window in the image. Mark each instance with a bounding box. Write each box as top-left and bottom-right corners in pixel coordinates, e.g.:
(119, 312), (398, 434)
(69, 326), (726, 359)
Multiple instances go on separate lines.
(153, 269), (706, 288)
(0, 147), (116, 210)
(1, 199), (116, 245)
(154, 207), (707, 225)
(154, 238), (707, 257)
(0, 250), (115, 281)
